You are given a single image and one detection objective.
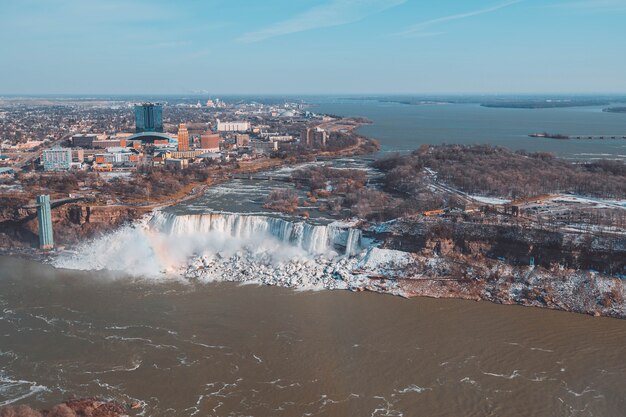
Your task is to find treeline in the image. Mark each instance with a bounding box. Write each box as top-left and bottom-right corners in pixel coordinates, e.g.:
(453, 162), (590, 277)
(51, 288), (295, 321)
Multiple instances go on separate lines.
(374, 145), (626, 199)
(98, 166), (211, 201)
(292, 166), (442, 220)
(13, 166), (212, 203)
(264, 189), (299, 213)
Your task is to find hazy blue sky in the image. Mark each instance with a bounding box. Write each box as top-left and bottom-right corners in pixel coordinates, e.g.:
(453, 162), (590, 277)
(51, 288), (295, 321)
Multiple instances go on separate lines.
(1, 0), (625, 94)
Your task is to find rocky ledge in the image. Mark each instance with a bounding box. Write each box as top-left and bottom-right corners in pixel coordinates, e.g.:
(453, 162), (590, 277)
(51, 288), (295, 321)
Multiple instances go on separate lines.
(0, 398), (136, 417)
(179, 242), (625, 319)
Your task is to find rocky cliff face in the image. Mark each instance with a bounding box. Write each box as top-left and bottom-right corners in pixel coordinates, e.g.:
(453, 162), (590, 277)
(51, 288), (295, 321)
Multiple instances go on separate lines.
(0, 204), (145, 249)
(374, 219), (626, 275)
(369, 218), (626, 318)
(0, 398), (130, 417)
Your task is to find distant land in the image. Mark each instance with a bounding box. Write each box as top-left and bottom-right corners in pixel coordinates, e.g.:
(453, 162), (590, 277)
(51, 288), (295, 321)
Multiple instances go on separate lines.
(480, 99), (614, 109)
(604, 106), (626, 113)
(344, 95), (626, 110)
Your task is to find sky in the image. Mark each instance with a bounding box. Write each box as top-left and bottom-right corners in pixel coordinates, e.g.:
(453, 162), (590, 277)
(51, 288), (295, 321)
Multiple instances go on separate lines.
(1, 0), (626, 95)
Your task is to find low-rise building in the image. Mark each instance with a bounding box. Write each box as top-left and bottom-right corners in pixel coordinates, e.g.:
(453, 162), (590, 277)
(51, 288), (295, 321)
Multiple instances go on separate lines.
(216, 119), (250, 132)
(251, 140), (278, 155)
(165, 158), (188, 169)
(197, 152), (222, 162)
(153, 151), (171, 165)
(0, 167), (15, 176)
(235, 134), (250, 148)
(200, 133), (220, 152)
(94, 150), (138, 167)
(72, 149), (85, 162)
(93, 139), (125, 149)
(268, 135), (294, 142)
(72, 134), (98, 148)
(170, 150), (204, 159)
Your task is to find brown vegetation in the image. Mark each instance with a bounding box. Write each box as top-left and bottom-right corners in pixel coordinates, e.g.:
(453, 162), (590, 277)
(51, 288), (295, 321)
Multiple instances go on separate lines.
(263, 189), (299, 213)
(374, 144), (626, 199)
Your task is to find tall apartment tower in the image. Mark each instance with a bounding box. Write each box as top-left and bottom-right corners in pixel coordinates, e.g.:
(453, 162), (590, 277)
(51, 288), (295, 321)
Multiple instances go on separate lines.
(134, 103), (163, 133)
(37, 194), (54, 250)
(177, 123), (190, 151)
(301, 127), (327, 147)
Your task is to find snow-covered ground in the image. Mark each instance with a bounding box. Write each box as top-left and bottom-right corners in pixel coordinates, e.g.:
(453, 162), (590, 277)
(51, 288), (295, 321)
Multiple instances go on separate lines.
(468, 195), (512, 205)
(550, 195), (626, 210)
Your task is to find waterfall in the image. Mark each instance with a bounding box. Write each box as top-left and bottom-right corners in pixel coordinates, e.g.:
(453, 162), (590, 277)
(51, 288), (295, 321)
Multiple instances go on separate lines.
(53, 211), (364, 276)
(345, 228), (361, 257)
(149, 211), (360, 256)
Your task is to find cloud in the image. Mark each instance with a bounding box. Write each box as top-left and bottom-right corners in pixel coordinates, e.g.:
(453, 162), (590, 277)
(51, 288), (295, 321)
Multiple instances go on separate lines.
(396, 0), (523, 37)
(551, 0), (626, 11)
(236, 0), (405, 43)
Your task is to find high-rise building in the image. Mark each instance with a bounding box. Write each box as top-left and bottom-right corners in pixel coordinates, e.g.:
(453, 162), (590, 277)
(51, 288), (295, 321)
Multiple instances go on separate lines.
(301, 127), (327, 147)
(42, 148), (72, 171)
(135, 103), (163, 133)
(200, 132), (220, 152)
(177, 123), (190, 151)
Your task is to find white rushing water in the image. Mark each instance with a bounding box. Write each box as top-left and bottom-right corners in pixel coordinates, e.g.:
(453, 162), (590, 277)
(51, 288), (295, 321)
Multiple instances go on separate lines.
(55, 211), (362, 275)
(53, 210), (413, 293)
(149, 211), (361, 257)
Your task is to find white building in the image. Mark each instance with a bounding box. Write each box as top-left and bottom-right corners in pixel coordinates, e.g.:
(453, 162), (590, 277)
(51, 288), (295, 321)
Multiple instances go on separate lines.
(268, 135), (294, 142)
(216, 119), (251, 132)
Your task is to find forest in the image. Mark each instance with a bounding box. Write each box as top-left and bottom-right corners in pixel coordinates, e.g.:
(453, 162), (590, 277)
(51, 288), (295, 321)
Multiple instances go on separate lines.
(374, 144), (626, 199)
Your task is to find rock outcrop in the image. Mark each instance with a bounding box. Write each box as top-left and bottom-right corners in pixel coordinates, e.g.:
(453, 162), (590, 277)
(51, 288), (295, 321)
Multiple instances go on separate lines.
(0, 398), (129, 417)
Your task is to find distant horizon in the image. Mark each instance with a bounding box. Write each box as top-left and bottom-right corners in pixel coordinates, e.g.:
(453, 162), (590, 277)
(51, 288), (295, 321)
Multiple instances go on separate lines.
(2, 92), (626, 98)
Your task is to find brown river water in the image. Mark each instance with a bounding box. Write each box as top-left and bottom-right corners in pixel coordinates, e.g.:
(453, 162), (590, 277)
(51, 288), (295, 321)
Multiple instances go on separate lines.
(1, 256), (625, 417)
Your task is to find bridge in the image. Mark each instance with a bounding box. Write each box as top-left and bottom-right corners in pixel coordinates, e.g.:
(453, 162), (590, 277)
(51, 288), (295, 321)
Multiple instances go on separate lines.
(24, 195), (96, 209)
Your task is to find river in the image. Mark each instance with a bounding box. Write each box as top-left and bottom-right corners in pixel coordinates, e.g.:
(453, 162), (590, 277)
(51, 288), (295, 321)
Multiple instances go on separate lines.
(314, 99), (626, 160)
(1, 256), (625, 417)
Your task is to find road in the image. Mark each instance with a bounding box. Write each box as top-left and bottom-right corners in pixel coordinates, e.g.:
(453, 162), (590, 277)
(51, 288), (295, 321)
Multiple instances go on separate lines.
(6, 133), (73, 171)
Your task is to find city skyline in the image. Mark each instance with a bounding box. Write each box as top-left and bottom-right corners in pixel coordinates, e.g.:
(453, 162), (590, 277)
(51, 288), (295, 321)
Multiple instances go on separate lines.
(1, 0), (626, 94)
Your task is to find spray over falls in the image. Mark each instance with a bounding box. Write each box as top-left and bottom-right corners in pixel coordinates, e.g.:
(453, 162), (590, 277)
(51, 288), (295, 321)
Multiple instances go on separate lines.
(52, 210), (410, 292)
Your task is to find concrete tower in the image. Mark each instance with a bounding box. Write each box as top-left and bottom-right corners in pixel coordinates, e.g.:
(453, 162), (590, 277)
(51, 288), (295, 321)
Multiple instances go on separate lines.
(36, 195), (54, 250)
